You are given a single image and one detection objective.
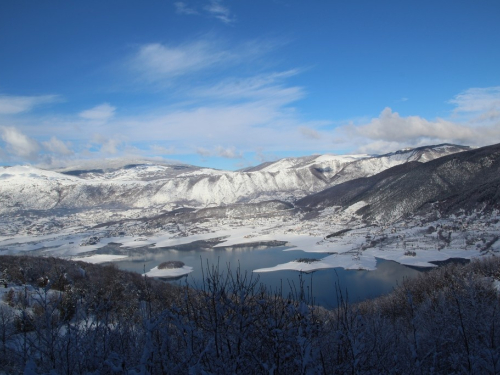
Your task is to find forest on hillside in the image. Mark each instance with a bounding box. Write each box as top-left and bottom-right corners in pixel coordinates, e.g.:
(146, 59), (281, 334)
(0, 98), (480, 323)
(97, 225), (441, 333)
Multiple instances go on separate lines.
(1, 255), (500, 374)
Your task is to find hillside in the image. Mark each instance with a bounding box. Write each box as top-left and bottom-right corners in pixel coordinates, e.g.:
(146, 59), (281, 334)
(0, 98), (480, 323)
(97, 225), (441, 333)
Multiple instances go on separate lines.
(297, 143), (500, 222)
(0, 144), (469, 215)
(1, 255), (499, 374)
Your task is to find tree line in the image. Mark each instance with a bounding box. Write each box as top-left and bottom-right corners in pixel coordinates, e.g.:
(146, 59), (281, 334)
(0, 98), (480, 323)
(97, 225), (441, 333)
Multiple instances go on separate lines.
(0, 254), (499, 374)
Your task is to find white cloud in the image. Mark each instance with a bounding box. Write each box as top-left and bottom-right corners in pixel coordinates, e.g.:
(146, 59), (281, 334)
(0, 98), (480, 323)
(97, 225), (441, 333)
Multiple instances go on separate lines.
(344, 101), (500, 154)
(196, 147), (211, 157)
(216, 146), (242, 159)
(131, 41), (231, 82)
(355, 107), (475, 143)
(90, 133), (123, 155)
(476, 109), (500, 122)
(193, 70), (304, 104)
(100, 139), (121, 154)
(174, 2), (198, 15)
(42, 136), (74, 156)
(150, 144), (175, 155)
(327, 87), (500, 155)
(0, 126), (40, 159)
(356, 140), (419, 155)
(450, 86), (500, 113)
(0, 146), (7, 161)
(79, 103), (116, 122)
(194, 145), (242, 159)
(129, 38), (278, 86)
(299, 126), (321, 140)
(0, 94), (59, 115)
(254, 148), (278, 163)
(449, 87), (500, 125)
(174, 0), (234, 23)
(95, 98), (336, 161)
(205, 0), (235, 24)
(7, 86), (498, 167)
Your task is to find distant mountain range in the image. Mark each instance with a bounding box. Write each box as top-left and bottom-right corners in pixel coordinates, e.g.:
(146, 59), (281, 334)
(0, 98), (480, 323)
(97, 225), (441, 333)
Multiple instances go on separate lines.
(0, 143), (473, 218)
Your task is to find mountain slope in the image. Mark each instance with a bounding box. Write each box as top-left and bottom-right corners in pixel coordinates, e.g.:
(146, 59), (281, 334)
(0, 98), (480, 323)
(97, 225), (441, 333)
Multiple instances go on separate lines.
(0, 144), (470, 214)
(296, 143), (500, 222)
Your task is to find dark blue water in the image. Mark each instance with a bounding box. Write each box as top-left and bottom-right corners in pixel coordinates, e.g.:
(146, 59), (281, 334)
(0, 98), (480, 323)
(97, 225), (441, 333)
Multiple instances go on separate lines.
(112, 245), (424, 308)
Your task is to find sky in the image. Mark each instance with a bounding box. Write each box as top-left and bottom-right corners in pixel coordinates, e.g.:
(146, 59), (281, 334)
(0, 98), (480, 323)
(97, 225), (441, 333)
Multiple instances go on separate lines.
(0, 0), (499, 170)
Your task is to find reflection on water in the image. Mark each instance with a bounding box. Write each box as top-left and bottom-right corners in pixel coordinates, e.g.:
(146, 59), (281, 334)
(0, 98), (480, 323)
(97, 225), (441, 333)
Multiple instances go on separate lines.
(111, 245), (425, 309)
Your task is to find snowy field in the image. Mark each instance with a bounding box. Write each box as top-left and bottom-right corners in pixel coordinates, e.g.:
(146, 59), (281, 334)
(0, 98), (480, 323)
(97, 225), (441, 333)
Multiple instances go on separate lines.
(1, 202), (499, 278)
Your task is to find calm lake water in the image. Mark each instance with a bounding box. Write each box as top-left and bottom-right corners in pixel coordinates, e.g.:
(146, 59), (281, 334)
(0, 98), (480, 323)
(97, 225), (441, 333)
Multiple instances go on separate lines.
(112, 245), (425, 308)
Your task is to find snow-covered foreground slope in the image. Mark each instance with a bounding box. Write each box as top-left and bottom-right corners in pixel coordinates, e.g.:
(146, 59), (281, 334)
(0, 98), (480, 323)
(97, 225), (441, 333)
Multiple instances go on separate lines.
(0, 144), (468, 214)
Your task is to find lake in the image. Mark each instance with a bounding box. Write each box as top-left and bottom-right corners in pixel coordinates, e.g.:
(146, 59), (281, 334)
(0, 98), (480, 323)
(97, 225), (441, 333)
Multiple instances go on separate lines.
(111, 243), (426, 308)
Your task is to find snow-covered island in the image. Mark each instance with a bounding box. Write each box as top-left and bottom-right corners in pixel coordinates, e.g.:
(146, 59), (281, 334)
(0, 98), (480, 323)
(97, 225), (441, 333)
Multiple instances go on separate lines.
(144, 261), (193, 278)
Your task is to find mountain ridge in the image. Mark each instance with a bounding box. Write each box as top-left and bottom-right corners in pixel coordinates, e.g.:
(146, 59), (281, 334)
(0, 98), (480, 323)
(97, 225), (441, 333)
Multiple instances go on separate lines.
(0, 143), (470, 215)
(297, 143), (500, 222)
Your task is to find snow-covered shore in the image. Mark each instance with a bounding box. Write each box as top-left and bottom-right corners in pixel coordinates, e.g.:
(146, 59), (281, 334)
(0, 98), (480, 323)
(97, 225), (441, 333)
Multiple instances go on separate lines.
(1, 206), (498, 276)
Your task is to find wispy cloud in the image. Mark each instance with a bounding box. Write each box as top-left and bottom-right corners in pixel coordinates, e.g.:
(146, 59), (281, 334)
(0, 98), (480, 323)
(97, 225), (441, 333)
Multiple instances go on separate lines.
(150, 144), (176, 155)
(196, 147), (212, 158)
(254, 148), (278, 163)
(130, 41), (233, 83)
(216, 146), (242, 159)
(299, 126), (321, 140)
(174, 0), (235, 24)
(174, 2), (198, 15)
(194, 145), (242, 159)
(7, 24), (499, 170)
(127, 37), (286, 91)
(6, 84), (500, 168)
(79, 103), (116, 122)
(449, 86), (500, 124)
(0, 36), (313, 167)
(0, 94), (60, 115)
(450, 86), (500, 113)
(205, 0), (235, 24)
(192, 70), (304, 104)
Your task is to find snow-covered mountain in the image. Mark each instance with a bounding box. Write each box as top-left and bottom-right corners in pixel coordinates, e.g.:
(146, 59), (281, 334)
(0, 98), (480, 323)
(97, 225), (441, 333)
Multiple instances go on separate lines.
(2, 143), (499, 277)
(297, 143), (500, 222)
(0, 144), (470, 215)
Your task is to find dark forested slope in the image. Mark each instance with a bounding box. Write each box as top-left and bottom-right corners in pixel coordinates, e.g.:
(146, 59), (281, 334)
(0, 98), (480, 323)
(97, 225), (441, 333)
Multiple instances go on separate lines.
(297, 142), (500, 222)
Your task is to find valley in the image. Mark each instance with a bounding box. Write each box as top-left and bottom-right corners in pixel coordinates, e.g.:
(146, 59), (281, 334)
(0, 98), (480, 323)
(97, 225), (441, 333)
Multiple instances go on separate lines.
(1, 143), (499, 281)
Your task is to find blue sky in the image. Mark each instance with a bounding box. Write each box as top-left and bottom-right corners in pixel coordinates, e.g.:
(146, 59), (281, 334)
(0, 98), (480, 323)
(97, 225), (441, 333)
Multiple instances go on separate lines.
(1, 0), (499, 170)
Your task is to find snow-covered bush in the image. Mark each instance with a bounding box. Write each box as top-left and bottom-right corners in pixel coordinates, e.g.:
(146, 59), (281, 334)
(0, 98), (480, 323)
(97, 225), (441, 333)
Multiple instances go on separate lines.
(1, 255), (499, 374)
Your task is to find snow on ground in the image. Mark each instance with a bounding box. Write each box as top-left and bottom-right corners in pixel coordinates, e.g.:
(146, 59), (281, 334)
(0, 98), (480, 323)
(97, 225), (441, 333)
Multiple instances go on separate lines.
(71, 254), (129, 264)
(493, 279), (500, 293)
(363, 247), (480, 268)
(255, 253), (377, 273)
(1, 204), (499, 274)
(0, 165), (81, 182)
(344, 201), (368, 215)
(144, 265), (193, 278)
